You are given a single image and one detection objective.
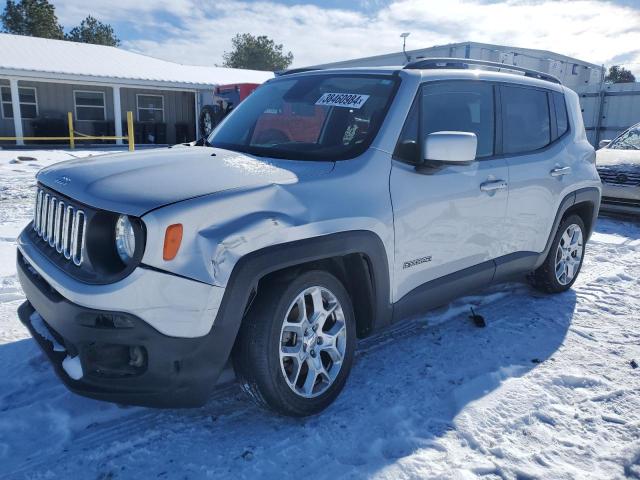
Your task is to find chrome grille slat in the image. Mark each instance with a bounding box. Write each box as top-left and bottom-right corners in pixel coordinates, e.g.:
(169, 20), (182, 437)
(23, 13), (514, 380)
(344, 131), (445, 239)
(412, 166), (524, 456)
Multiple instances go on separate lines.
(37, 191), (45, 234)
(32, 187), (86, 267)
(70, 210), (86, 266)
(54, 201), (65, 252)
(33, 190), (42, 231)
(63, 205), (73, 259)
(47, 197), (57, 247)
(41, 194), (50, 239)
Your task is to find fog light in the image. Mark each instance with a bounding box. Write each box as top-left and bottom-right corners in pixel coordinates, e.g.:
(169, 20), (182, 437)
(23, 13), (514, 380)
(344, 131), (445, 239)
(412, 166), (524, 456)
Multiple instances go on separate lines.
(77, 312), (134, 329)
(129, 346), (145, 368)
(84, 343), (147, 378)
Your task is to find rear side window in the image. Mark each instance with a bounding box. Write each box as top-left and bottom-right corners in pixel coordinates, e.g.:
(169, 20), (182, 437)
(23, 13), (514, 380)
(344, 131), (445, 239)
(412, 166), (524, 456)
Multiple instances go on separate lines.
(421, 82), (495, 158)
(502, 86), (550, 154)
(553, 92), (569, 138)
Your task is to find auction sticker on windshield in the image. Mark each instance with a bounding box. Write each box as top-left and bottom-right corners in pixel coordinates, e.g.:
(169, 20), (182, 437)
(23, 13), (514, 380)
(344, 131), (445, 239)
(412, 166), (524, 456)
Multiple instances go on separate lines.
(315, 93), (370, 109)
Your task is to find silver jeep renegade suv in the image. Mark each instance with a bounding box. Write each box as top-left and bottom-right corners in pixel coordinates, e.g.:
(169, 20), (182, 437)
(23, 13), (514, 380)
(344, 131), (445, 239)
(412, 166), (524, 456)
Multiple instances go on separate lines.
(17, 59), (601, 416)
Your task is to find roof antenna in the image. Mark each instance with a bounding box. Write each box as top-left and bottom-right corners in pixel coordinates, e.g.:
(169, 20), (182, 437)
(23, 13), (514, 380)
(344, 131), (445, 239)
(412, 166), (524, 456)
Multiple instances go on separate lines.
(401, 32), (411, 64)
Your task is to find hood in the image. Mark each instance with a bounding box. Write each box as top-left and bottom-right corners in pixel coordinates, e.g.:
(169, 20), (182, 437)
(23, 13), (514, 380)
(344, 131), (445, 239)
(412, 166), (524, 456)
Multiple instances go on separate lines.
(37, 147), (334, 216)
(596, 148), (640, 168)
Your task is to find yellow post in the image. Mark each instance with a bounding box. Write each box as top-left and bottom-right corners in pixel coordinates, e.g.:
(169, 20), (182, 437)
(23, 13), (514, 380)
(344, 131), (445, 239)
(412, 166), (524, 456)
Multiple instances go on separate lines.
(67, 112), (75, 149)
(126, 111), (134, 152)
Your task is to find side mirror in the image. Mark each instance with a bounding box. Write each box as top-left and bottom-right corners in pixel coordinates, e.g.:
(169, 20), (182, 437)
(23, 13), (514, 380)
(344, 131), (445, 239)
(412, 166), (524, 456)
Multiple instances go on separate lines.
(598, 139), (611, 149)
(423, 131), (477, 163)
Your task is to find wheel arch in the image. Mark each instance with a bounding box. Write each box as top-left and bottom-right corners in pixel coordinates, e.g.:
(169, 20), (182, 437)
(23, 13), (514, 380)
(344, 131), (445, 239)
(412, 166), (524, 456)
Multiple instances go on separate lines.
(203, 231), (393, 387)
(534, 186), (601, 269)
(257, 252), (379, 338)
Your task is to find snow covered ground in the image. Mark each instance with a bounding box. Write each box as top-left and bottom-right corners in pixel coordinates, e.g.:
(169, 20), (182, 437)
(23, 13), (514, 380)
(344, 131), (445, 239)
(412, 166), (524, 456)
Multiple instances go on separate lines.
(0, 149), (639, 479)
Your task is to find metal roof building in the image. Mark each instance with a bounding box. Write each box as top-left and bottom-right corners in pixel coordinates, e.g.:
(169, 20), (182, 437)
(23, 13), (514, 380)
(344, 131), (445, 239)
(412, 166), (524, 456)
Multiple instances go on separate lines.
(0, 33), (273, 146)
(311, 41), (604, 89)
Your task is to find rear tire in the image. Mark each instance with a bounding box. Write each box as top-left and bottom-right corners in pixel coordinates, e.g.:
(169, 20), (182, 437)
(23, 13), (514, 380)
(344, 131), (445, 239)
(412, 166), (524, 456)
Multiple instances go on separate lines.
(233, 270), (356, 417)
(531, 214), (586, 293)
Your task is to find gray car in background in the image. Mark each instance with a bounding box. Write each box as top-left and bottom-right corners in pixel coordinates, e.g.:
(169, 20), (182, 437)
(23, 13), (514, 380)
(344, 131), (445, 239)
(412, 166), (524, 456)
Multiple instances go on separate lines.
(597, 122), (640, 215)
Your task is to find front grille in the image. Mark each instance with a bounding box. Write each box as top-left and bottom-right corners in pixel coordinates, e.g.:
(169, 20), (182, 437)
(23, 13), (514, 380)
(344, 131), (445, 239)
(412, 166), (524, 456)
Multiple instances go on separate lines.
(597, 166), (640, 186)
(601, 196), (640, 208)
(33, 187), (86, 266)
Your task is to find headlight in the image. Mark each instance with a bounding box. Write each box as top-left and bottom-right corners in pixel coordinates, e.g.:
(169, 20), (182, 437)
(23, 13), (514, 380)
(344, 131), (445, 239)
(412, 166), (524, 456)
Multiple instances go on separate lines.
(115, 215), (136, 263)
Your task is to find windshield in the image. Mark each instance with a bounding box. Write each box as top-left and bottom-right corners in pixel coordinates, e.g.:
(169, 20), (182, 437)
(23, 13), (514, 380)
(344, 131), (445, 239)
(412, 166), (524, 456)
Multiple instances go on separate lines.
(609, 124), (640, 150)
(207, 74), (399, 160)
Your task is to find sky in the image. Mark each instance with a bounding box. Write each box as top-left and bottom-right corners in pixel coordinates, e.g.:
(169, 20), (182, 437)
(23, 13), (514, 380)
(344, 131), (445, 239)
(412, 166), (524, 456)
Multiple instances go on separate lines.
(3, 0), (640, 74)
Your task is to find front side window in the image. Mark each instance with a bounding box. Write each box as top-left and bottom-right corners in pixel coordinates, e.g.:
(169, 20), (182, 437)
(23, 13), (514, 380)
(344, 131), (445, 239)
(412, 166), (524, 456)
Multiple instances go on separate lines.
(137, 94), (164, 122)
(1, 86), (38, 119)
(74, 91), (106, 121)
(208, 74), (399, 161)
(502, 85), (550, 155)
(421, 81), (495, 158)
(609, 125), (640, 150)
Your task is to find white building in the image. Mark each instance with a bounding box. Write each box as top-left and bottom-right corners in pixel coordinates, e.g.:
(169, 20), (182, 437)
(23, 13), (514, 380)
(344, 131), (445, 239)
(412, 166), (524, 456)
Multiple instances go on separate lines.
(311, 41), (604, 89)
(0, 34), (273, 146)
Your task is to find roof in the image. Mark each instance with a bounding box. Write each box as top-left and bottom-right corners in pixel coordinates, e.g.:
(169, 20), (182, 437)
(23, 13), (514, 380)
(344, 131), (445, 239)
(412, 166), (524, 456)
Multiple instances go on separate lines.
(0, 33), (274, 89)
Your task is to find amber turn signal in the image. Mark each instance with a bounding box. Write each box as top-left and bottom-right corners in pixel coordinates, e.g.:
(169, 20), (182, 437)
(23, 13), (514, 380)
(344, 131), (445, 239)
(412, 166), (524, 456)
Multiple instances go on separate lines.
(163, 224), (183, 261)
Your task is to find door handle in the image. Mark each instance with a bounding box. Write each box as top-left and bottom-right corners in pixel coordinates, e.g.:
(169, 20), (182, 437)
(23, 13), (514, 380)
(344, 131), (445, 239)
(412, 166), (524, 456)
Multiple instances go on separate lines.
(480, 180), (508, 192)
(550, 166), (572, 177)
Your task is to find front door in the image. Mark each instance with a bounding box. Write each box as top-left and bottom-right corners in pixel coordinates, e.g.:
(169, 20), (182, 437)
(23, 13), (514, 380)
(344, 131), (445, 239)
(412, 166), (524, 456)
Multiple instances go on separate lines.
(390, 80), (509, 303)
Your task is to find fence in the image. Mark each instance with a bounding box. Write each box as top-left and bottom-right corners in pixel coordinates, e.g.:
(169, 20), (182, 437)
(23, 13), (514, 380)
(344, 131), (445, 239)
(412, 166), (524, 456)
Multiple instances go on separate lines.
(0, 111), (135, 151)
(576, 82), (640, 147)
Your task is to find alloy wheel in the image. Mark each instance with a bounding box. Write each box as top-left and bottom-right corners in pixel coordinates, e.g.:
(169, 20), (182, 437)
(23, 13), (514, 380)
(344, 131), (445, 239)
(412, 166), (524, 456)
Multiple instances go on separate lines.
(554, 223), (584, 285)
(279, 286), (347, 398)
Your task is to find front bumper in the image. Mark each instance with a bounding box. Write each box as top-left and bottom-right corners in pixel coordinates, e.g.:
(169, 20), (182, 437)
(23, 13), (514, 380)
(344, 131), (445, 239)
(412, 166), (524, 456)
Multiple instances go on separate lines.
(17, 227), (224, 338)
(600, 184), (640, 216)
(17, 252), (234, 408)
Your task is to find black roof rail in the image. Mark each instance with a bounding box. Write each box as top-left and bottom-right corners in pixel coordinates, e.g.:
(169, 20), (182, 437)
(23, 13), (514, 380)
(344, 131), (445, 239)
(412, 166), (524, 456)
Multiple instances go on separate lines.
(276, 67), (323, 77)
(403, 58), (562, 85)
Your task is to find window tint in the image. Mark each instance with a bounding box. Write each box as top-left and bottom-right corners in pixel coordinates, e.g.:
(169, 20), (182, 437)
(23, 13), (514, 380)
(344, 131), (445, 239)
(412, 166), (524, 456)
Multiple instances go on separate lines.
(609, 125), (640, 150)
(1, 86), (38, 119)
(137, 94), (164, 122)
(421, 82), (494, 158)
(74, 91), (105, 121)
(502, 86), (550, 154)
(553, 92), (569, 138)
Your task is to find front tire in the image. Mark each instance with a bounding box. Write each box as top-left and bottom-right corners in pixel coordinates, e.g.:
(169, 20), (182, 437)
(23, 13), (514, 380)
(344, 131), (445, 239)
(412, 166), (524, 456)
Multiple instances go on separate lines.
(233, 270), (356, 417)
(531, 214), (586, 293)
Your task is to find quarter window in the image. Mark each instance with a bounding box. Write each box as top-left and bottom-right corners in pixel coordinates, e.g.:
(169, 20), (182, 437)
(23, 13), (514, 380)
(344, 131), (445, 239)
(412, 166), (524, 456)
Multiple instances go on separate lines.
(1, 86), (38, 119)
(421, 82), (495, 158)
(501, 86), (550, 154)
(553, 91), (569, 138)
(137, 94), (164, 122)
(393, 98), (419, 163)
(74, 91), (106, 121)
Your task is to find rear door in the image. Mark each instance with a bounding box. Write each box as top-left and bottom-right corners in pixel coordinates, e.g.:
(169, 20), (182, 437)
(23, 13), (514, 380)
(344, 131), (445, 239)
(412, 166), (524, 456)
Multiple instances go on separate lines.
(499, 85), (572, 257)
(390, 81), (509, 303)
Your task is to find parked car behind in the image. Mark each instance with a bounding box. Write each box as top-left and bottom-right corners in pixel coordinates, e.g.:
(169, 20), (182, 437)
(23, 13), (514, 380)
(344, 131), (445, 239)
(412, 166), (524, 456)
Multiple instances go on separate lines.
(596, 122), (640, 215)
